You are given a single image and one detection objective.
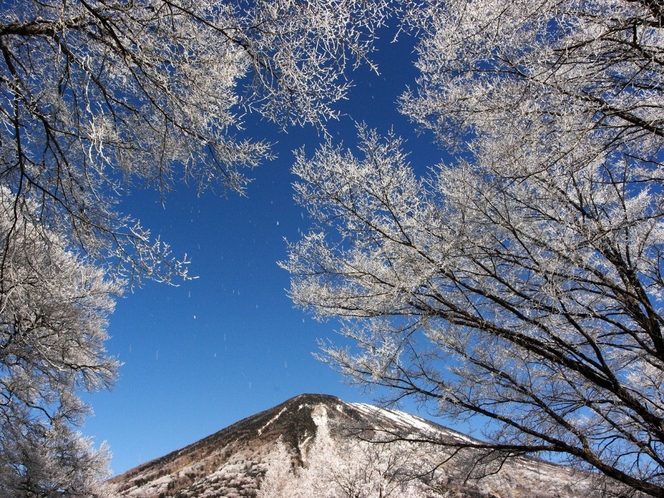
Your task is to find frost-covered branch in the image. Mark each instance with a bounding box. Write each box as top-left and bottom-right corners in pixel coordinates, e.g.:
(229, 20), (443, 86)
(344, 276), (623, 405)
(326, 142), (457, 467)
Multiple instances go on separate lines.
(284, 4), (664, 494)
(0, 0), (391, 285)
(0, 188), (120, 496)
(285, 119), (664, 494)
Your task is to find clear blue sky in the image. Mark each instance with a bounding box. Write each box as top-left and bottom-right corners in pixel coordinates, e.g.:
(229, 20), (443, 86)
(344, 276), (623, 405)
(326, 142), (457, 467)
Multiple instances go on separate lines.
(81, 25), (447, 477)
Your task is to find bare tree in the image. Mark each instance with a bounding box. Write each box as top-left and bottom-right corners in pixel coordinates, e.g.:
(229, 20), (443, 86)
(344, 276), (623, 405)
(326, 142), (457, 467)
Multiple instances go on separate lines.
(283, 1), (664, 495)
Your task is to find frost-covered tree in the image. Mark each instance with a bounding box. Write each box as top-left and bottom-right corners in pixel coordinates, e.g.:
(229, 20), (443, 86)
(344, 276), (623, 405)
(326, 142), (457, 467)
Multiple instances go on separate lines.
(256, 439), (293, 498)
(283, 1), (664, 496)
(0, 187), (120, 496)
(0, 0), (390, 284)
(298, 419), (427, 498)
(0, 1), (390, 494)
(258, 429), (428, 498)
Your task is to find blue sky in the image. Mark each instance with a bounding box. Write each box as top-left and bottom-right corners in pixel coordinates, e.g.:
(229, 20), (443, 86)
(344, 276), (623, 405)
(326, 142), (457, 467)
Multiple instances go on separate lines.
(81, 25), (447, 477)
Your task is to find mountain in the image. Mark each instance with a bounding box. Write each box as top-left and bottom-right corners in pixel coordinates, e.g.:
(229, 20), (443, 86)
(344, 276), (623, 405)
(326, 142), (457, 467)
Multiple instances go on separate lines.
(110, 393), (605, 498)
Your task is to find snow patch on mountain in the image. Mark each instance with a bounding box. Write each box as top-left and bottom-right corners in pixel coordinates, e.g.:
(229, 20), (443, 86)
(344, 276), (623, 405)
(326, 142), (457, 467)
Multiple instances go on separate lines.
(350, 402), (476, 444)
(311, 404), (328, 427)
(257, 406), (287, 436)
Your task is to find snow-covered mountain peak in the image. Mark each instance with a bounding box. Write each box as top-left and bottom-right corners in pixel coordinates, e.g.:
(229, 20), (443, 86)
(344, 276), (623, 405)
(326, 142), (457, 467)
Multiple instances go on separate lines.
(111, 394), (604, 498)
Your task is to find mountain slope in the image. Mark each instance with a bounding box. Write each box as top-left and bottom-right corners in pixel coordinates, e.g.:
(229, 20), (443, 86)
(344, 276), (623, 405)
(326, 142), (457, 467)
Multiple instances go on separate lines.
(110, 393), (606, 498)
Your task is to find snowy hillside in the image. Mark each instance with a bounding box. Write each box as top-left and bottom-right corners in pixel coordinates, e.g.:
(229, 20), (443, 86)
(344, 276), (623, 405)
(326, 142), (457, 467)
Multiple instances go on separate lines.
(110, 394), (607, 497)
